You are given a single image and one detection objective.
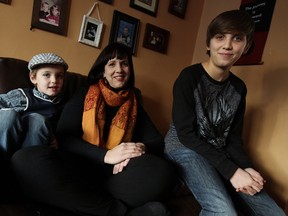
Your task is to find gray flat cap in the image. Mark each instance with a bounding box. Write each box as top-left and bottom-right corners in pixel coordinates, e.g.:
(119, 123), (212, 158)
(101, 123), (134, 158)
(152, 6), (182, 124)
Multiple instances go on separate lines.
(28, 53), (68, 71)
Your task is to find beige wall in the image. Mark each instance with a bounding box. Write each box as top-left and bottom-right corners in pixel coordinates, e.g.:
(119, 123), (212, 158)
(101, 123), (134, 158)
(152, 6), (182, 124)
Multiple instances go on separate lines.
(0, 0), (204, 134)
(193, 0), (288, 207)
(1, 0), (287, 208)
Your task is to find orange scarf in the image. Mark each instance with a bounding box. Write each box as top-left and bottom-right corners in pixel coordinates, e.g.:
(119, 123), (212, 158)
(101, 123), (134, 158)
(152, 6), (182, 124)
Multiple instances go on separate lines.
(82, 79), (137, 149)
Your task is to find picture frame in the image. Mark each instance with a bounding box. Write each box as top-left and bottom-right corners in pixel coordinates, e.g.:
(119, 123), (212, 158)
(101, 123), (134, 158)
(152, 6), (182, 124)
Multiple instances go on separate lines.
(168, 0), (188, 19)
(0, 0), (11, 4)
(30, 0), (71, 36)
(99, 0), (113, 4)
(78, 15), (103, 48)
(130, 0), (159, 17)
(109, 10), (140, 55)
(143, 23), (170, 54)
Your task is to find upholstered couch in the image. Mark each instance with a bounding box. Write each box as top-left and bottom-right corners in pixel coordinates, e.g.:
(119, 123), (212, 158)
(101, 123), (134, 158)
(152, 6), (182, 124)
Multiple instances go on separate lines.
(2, 57), (286, 216)
(0, 57), (201, 216)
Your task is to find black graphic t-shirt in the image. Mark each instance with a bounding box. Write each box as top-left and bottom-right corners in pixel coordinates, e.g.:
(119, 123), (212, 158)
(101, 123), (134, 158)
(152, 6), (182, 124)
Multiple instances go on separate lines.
(165, 63), (252, 180)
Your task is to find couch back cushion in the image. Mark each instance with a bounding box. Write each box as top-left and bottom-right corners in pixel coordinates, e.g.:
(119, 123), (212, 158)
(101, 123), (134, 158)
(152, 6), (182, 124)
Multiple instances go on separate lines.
(0, 57), (33, 93)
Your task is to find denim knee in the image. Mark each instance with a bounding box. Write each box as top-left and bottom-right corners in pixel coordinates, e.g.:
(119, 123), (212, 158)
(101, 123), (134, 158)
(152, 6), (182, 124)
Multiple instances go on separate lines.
(165, 147), (238, 216)
(0, 109), (22, 133)
(21, 113), (52, 147)
(0, 109), (22, 158)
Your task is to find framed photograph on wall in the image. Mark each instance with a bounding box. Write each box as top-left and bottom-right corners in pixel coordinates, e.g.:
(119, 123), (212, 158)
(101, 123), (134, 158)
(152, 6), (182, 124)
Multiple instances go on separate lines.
(31, 0), (71, 36)
(168, 0), (188, 19)
(143, 23), (170, 54)
(130, 0), (159, 17)
(109, 10), (140, 55)
(78, 15), (103, 48)
(0, 0), (11, 4)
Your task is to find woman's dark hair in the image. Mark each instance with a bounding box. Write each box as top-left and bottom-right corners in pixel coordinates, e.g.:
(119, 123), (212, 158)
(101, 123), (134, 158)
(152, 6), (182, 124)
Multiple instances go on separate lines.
(206, 10), (255, 55)
(88, 43), (135, 88)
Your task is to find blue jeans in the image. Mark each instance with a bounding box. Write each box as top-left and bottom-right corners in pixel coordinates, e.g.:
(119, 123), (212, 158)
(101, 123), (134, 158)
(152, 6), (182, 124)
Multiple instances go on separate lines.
(0, 109), (52, 160)
(165, 146), (285, 216)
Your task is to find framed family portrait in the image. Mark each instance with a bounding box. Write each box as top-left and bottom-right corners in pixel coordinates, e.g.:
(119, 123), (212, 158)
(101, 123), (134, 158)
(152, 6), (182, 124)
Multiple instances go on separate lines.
(109, 10), (140, 55)
(31, 0), (71, 36)
(168, 0), (188, 19)
(130, 0), (159, 17)
(143, 23), (170, 54)
(78, 15), (103, 48)
(0, 0), (11, 4)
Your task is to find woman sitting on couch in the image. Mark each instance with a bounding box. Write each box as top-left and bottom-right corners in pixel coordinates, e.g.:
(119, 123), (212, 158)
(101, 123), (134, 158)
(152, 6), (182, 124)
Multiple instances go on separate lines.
(12, 43), (175, 216)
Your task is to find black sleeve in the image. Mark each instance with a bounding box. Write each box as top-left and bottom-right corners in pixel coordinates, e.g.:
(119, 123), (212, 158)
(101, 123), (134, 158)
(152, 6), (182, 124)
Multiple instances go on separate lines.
(225, 86), (252, 169)
(132, 104), (164, 156)
(172, 67), (239, 180)
(56, 86), (107, 164)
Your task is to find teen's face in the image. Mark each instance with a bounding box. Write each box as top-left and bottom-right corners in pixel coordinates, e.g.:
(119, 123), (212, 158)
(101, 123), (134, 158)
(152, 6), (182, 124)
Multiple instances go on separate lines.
(208, 33), (247, 69)
(103, 57), (130, 89)
(30, 65), (65, 96)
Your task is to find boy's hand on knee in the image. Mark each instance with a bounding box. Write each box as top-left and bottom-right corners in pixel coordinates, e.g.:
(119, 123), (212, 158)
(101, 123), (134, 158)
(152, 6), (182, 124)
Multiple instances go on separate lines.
(230, 168), (263, 196)
(245, 168), (266, 186)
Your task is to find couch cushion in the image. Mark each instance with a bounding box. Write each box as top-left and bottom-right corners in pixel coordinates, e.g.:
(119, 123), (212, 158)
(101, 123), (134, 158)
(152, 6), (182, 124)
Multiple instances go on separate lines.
(0, 57), (32, 94)
(63, 71), (87, 98)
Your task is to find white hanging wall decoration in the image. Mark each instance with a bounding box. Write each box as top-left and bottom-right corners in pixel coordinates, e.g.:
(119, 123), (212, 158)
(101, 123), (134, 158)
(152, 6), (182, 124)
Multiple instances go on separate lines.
(78, 2), (103, 48)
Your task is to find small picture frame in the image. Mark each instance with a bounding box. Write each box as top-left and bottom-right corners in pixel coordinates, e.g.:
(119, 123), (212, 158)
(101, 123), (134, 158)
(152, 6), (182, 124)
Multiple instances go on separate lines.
(31, 0), (71, 36)
(99, 0), (113, 4)
(130, 0), (159, 17)
(143, 23), (170, 54)
(109, 10), (140, 55)
(0, 0), (11, 4)
(78, 15), (103, 48)
(168, 0), (188, 19)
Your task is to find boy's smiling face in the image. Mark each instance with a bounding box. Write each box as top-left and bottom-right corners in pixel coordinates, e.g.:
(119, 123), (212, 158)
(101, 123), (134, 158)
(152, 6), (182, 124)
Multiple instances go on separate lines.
(30, 65), (65, 96)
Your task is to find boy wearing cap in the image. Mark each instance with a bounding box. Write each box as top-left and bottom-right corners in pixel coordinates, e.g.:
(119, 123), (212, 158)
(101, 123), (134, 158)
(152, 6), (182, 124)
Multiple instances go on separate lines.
(0, 53), (68, 161)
